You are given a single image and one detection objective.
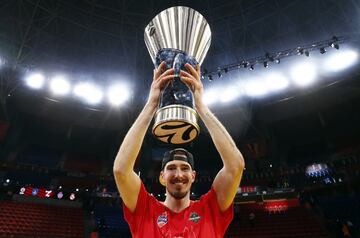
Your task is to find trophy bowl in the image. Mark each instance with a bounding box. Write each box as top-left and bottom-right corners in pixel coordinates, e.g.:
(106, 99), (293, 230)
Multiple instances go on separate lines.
(144, 6), (211, 144)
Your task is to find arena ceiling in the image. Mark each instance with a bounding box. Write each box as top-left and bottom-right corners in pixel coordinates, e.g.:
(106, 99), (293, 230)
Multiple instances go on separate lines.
(0, 0), (360, 165)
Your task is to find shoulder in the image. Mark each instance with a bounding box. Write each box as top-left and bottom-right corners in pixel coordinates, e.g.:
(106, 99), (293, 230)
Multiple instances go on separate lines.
(197, 187), (234, 215)
(198, 186), (217, 203)
(123, 182), (160, 214)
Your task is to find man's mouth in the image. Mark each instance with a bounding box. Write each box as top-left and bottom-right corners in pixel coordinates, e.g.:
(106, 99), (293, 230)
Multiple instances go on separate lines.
(171, 180), (188, 185)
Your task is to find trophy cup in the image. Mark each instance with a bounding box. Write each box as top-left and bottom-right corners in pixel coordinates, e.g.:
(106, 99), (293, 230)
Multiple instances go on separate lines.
(144, 6), (211, 144)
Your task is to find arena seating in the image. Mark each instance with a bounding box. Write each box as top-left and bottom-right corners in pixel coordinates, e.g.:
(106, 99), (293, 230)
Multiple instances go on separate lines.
(0, 200), (84, 237)
(63, 152), (103, 173)
(17, 145), (62, 169)
(225, 199), (329, 238)
(5, 170), (52, 187)
(93, 203), (131, 238)
(318, 195), (359, 227)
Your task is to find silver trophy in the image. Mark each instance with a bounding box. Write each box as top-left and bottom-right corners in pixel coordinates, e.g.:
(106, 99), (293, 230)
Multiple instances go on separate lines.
(144, 6), (211, 144)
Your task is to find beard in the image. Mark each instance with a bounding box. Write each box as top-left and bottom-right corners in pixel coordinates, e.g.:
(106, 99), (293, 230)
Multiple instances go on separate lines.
(168, 189), (189, 199)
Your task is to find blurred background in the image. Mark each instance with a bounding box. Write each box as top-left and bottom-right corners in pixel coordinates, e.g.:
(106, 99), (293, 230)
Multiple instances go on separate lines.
(0, 0), (359, 237)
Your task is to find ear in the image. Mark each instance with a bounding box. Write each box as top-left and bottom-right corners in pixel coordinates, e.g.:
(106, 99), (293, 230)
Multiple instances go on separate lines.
(191, 170), (196, 183)
(159, 171), (166, 187)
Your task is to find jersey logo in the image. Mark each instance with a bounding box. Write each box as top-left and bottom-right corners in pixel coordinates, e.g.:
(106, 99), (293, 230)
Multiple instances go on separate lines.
(157, 212), (168, 228)
(189, 212), (201, 223)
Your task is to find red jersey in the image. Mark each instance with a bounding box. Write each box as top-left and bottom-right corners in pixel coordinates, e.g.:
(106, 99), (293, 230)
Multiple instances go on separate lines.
(123, 182), (233, 238)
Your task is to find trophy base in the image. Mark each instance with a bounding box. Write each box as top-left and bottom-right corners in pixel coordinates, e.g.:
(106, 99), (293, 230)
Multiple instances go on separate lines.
(152, 105), (199, 144)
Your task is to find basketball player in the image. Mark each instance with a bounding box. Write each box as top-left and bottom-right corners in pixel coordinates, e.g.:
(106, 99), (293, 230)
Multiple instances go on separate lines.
(113, 62), (245, 237)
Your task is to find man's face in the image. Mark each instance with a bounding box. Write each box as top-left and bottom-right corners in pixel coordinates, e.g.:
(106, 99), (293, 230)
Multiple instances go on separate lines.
(160, 160), (196, 200)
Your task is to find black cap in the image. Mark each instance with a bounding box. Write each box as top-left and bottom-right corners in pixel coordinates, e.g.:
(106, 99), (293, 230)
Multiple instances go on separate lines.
(161, 148), (194, 170)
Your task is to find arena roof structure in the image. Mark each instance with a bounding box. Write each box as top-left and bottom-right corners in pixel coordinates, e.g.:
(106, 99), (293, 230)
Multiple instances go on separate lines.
(0, 0), (360, 168)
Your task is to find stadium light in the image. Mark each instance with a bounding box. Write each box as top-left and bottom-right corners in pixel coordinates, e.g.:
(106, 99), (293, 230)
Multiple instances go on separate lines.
(220, 86), (241, 103)
(265, 73), (289, 92)
(0, 57), (5, 67)
(50, 75), (71, 95)
(107, 83), (131, 106)
(290, 62), (317, 87)
(203, 88), (219, 106)
(245, 80), (268, 97)
(25, 73), (45, 89)
(323, 49), (358, 72)
(74, 82), (103, 104)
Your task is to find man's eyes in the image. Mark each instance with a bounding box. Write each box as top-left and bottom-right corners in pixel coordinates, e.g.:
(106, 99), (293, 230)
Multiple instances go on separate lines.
(167, 166), (190, 171)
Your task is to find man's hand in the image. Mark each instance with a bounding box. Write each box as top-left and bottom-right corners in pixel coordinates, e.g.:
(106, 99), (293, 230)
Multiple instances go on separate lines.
(147, 61), (175, 107)
(180, 63), (204, 110)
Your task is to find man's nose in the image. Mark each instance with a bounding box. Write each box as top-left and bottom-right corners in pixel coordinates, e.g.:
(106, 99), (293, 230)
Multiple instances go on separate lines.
(174, 168), (183, 177)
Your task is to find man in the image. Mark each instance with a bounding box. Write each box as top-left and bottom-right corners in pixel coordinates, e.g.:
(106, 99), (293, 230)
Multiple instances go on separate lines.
(113, 62), (245, 237)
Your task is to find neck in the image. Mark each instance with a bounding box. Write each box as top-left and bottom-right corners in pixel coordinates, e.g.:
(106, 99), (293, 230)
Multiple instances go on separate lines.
(163, 191), (191, 213)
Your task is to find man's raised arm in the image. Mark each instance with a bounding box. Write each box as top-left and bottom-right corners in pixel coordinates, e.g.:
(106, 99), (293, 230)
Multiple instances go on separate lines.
(180, 64), (245, 212)
(113, 62), (174, 212)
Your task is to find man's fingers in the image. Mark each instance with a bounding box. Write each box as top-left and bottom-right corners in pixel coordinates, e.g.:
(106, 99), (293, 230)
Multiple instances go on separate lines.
(196, 64), (201, 75)
(155, 61), (167, 78)
(184, 63), (199, 80)
(180, 77), (195, 91)
(180, 70), (193, 78)
(158, 68), (174, 81)
(158, 75), (175, 87)
(158, 61), (166, 70)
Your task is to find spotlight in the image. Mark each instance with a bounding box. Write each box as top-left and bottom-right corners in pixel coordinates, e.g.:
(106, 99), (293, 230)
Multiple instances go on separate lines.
(50, 76), (71, 95)
(323, 49), (358, 72)
(249, 65), (254, 71)
(217, 68), (222, 78)
(0, 57), (5, 67)
(220, 87), (240, 103)
(330, 42), (339, 50)
(320, 47), (326, 54)
(107, 83), (130, 106)
(265, 53), (274, 62)
(245, 80), (268, 97)
(290, 62), (317, 86)
(297, 49), (304, 55)
(74, 82), (103, 104)
(25, 73), (45, 89)
(263, 61), (269, 68)
(242, 61), (249, 68)
(203, 88), (218, 106)
(275, 58), (280, 64)
(265, 73), (289, 91)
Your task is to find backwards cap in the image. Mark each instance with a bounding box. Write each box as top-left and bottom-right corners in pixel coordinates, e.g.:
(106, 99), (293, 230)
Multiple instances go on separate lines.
(161, 148), (194, 170)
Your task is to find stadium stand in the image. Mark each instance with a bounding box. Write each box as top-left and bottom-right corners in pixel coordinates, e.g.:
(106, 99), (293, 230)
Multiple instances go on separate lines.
(93, 203), (131, 238)
(0, 200), (84, 237)
(225, 199), (330, 238)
